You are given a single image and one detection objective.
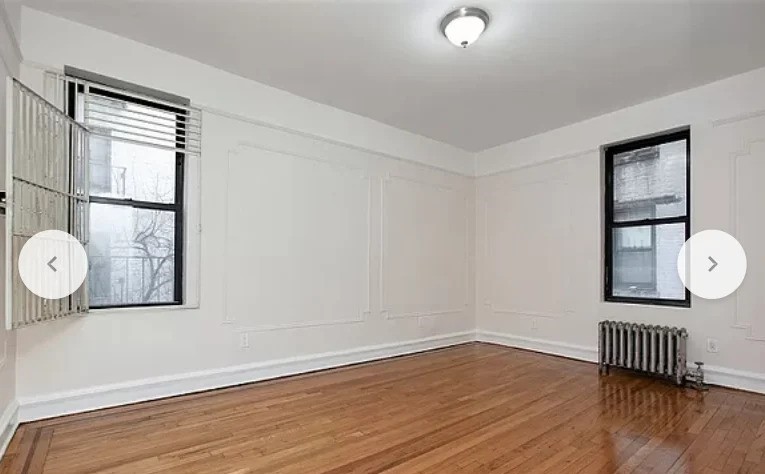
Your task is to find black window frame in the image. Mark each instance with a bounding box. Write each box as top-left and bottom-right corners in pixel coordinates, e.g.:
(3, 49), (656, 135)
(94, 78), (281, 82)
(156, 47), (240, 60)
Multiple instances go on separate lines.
(613, 205), (657, 292)
(67, 82), (185, 309)
(604, 128), (691, 308)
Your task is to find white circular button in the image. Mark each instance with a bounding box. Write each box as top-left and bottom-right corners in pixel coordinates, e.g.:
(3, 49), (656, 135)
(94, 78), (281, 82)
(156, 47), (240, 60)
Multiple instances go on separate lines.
(18, 230), (88, 299)
(676, 229), (747, 300)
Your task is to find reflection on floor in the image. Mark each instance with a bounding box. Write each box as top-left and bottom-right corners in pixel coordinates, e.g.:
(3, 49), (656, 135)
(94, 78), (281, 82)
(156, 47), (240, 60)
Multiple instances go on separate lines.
(1, 342), (764, 473)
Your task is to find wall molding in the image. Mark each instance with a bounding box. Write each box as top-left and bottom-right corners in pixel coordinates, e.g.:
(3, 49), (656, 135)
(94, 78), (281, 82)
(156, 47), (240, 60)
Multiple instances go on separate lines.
(711, 108), (765, 129)
(0, 399), (19, 461)
(481, 173), (573, 319)
(476, 329), (765, 395)
(17, 331), (474, 423)
(476, 147), (598, 178)
(728, 137), (765, 341)
(379, 174), (470, 319)
(484, 307), (572, 319)
(222, 143), (372, 331)
(202, 106), (474, 176)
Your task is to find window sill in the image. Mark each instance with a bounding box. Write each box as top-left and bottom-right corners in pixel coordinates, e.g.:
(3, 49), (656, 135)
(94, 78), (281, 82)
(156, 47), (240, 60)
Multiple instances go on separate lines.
(90, 303), (200, 315)
(603, 297), (691, 309)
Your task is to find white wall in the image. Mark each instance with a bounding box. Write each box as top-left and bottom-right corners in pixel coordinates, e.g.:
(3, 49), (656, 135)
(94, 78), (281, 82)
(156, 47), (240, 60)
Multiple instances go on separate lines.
(0, 0), (20, 456)
(475, 65), (765, 392)
(14, 8), (475, 420)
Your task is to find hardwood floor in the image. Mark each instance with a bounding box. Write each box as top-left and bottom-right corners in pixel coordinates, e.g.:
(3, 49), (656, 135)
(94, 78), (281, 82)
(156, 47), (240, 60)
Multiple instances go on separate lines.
(2, 343), (765, 473)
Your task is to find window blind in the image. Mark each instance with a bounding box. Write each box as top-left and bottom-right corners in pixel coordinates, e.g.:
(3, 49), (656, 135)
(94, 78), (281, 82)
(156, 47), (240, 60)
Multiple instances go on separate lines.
(43, 71), (202, 157)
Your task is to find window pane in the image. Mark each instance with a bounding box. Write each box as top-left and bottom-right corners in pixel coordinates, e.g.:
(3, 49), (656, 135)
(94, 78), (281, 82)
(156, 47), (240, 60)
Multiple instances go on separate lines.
(89, 137), (177, 204)
(88, 203), (177, 306)
(613, 139), (687, 221)
(612, 223), (685, 300)
(81, 92), (178, 204)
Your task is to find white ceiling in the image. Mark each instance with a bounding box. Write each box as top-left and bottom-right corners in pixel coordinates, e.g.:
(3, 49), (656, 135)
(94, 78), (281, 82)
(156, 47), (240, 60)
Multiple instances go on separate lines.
(20, 0), (765, 152)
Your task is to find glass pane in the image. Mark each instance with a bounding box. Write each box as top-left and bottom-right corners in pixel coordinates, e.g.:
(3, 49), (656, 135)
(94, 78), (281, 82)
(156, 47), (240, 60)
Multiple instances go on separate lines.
(79, 92), (178, 204)
(612, 223), (685, 300)
(88, 203), (177, 307)
(613, 139), (687, 221)
(89, 136), (177, 204)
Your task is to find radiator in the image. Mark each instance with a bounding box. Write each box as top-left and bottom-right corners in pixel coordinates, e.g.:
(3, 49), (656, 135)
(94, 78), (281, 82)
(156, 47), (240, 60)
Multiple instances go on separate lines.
(598, 321), (688, 386)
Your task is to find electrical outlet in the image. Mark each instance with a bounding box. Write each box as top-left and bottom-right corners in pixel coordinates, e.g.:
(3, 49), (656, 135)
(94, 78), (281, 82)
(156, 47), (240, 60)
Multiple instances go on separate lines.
(531, 318), (538, 330)
(240, 333), (250, 349)
(706, 338), (719, 353)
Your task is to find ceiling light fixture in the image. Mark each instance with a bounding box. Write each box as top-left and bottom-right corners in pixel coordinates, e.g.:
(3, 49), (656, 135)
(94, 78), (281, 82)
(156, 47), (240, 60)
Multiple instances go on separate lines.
(440, 7), (490, 48)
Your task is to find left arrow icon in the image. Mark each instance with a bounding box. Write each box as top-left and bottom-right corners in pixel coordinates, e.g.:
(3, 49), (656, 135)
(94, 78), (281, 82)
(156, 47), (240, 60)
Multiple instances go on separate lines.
(47, 256), (57, 272)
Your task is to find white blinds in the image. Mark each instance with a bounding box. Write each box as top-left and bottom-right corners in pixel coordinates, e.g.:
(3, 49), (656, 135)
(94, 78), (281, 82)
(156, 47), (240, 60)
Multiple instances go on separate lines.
(5, 78), (90, 329)
(43, 72), (201, 157)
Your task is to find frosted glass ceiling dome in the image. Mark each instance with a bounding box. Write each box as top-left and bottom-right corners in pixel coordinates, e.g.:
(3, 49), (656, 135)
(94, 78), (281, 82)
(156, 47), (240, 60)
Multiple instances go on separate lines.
(440, 7), (490, 48)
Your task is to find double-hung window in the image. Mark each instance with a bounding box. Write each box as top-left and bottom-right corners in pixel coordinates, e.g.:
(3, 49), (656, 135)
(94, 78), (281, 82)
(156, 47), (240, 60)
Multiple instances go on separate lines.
(604, 129), (691, 307)
(65, 70), (199, 308)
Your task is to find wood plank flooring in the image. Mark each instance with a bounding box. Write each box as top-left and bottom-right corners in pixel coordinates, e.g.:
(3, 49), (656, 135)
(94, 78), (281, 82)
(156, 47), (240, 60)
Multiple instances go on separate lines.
(2, 343), (765, 473)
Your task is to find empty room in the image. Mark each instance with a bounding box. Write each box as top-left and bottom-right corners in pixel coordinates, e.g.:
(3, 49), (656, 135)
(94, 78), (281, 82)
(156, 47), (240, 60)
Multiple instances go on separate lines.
(0, 0), (764, 472)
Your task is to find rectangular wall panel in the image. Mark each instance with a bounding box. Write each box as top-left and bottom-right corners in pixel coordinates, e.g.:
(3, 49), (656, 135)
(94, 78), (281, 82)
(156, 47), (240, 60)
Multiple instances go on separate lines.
(485, 173), (568, 318)
(734, 140), (765, 340)
(381, 176), (468, 318)
(225, 146), (371, 331)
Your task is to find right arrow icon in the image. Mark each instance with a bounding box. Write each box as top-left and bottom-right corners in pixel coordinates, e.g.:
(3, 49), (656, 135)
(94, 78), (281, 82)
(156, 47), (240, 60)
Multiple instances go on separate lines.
(708, 256), (718, 272)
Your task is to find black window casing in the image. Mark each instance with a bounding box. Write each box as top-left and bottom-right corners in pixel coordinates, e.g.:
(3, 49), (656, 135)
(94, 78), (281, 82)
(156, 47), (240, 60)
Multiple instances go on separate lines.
(604, 128), (691, 308)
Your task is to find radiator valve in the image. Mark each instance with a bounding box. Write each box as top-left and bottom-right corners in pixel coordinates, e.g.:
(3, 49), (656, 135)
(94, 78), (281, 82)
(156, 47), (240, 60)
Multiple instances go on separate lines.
(686, 361), (708, 391)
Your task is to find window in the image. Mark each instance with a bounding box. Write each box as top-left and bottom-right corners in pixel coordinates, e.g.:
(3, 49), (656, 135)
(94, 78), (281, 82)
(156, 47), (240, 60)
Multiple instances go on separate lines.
(66, 75), (194, 308)
(604, 129), (691, 307)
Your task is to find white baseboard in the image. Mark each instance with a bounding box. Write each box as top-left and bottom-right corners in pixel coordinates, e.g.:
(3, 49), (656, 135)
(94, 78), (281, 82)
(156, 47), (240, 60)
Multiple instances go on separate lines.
(13, 329), (765, 424)
(0, 399), (19, 461)
(18, 331), (475, 422)
(703, 365), (765, 395)
(476, 329), (765, 395)
(476, 330), (598, 363)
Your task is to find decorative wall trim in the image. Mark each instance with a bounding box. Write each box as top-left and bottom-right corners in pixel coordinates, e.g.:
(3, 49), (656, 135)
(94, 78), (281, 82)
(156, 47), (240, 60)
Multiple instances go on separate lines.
(711, 108), (765, 129)
(379, 175), (470, 319)
(485, 308), (571, 319)
(233, 318), (366, 334)
(17, 331), (475, 423)
(481, 173), (573, 319)
(222, 143), (372, 331)
(728, 138), (765, 341)
(203, 106), (473, 176)
(382, 309), (465, 320)
(0, 399), (19, 461)
(477, 330), (765, 395)
(476, 148), (598, 178)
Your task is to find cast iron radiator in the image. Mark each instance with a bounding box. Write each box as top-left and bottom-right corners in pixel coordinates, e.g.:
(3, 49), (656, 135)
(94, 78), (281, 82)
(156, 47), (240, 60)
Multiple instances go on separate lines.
(598, 321), (688, 386)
